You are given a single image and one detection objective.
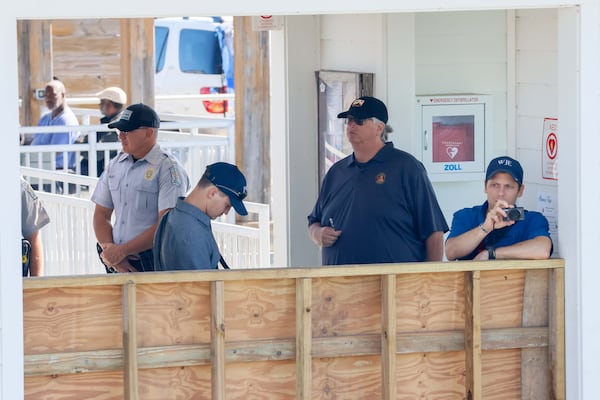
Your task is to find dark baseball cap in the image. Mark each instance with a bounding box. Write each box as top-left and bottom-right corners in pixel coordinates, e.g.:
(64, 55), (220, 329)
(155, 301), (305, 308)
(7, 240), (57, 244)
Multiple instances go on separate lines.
(108, 103), (160, 132)
(485, 156), (524, 184)
(205, 162), (248, 216)
(337, 96), (389, 123)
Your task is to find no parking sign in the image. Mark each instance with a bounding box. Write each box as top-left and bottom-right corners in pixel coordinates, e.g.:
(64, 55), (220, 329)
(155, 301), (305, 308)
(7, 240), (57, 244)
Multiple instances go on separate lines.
(542, 117), (558, 180)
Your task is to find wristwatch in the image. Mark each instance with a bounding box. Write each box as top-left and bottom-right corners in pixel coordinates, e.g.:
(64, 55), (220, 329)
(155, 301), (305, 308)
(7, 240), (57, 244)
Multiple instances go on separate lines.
(487, 246), (496, 260)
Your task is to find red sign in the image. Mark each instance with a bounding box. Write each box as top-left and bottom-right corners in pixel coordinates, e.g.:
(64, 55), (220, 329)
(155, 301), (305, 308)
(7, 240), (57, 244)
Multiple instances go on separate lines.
(431, 117), (475, 163)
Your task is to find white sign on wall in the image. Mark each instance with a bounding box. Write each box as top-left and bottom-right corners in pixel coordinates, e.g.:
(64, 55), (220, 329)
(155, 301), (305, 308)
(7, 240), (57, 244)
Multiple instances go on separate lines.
(252, 15), (284, 31)
(542, 117), (558, 180)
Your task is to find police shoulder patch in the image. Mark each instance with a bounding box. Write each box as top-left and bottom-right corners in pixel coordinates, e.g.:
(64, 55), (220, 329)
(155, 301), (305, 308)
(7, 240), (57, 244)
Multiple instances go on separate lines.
(169, 166), (182, 186)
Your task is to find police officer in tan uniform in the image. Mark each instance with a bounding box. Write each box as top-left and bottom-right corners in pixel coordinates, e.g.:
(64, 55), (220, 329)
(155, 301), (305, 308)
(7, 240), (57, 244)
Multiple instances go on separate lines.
(91, 103), (189, 272)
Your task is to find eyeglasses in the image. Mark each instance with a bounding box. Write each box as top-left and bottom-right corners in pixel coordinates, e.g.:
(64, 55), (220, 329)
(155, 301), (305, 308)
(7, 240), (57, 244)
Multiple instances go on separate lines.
(118, 126), (148, 135)
(215, 184), (247, 200)
(346, 116), (373, 126)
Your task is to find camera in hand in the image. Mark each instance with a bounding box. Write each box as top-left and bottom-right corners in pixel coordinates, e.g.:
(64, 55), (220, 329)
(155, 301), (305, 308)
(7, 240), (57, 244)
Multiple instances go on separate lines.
(502, 206), (525, 221)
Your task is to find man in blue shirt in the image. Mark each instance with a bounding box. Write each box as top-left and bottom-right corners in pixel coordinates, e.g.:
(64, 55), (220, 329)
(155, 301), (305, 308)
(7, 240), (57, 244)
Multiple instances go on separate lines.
(308, 96), (448, 265)
(154, 162), (248, 270)
(30, 80), (80, 170)
(445, 156), (552, 260)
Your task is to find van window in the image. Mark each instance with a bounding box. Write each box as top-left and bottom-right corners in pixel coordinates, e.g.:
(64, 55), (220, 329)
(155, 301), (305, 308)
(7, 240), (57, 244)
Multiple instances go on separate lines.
(155, 26), (169, 73)
(179, 29), (222, 74)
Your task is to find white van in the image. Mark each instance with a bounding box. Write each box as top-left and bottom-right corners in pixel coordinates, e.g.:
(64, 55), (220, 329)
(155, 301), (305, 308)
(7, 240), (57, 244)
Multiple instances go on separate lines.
(154, 17), (233, 117)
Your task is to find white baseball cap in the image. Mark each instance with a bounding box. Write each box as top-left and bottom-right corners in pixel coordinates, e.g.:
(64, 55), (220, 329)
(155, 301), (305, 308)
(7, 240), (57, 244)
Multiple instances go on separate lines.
(95, 87), (127, 105)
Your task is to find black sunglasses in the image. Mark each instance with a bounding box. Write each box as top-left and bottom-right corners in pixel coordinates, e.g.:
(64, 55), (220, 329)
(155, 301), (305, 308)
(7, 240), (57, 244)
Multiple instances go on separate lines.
(215, 184), (247, 200)
(346, 116), (373, 126)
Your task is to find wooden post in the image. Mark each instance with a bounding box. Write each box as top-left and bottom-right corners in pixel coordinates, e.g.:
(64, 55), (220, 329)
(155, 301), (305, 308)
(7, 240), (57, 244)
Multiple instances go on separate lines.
(549, 267), (565, 400)
(122, 281), (138, 400)
(211, 281), (226, 400)
(233, 16), (271, 207)
(120, 18), (155, 105)
(381, 274), (397, 399)
(521, 269), (550, 399)
(17, 20), (52, 127)
(296, 278), (312, 399)
(464, 270), (482, 400)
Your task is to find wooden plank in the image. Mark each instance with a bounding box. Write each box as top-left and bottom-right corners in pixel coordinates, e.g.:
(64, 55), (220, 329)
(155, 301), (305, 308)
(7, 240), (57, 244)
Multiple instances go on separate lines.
(521, 269), (550, 399)
(465, 270), (482, 400)
(224, 278), (296, 341)
(211, 281), (226, 400)
(122, 281), (138, 400)
(396, 352), (465, 398)
(311, 276), (381, 337)
(482, 349), (521, 399)
(24, 327), (550, 376)
(23, 286), (123, 353)
(22, 259), (566, 289)
(296, 278), (312, 399)
(381, 274), (396, 400)
(396, 272), (465, 332)
(549, 267), (565, 399)
(234, 16), (271, 205)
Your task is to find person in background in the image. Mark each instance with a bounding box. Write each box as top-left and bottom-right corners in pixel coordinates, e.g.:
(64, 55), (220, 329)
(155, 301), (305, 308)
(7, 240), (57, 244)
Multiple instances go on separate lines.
(445, 156), (552, 261)
(308, 96), (448, 265)
(80, 86), (126, 177)
(91, 103), (189, 273)
(154, 162), (248, 270)
(30, 79), (80, 172)
(21, 177), (50, 276)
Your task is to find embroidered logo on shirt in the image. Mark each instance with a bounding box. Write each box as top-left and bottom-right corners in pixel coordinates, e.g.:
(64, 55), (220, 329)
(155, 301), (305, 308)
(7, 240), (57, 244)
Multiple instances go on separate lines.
(170, 166), (182, 186)
(376, 172), (386, 184)
(144, 168), (155, 180)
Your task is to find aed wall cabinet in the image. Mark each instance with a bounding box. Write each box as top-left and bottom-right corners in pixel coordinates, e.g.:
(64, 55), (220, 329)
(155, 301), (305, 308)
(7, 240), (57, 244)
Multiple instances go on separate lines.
(416, 95), (492, 182)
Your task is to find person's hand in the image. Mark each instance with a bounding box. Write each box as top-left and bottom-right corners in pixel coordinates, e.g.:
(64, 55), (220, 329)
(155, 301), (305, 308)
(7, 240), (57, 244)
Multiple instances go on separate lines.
(99, 243), (128, 266)
(112, 259), (139, 273)
(482, 199), (516, 232)
(319, 226), (342, 247)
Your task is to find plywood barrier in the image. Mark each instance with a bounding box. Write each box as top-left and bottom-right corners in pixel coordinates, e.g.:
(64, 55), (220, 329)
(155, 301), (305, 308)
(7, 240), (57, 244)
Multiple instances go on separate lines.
(23, 260), (565, 399)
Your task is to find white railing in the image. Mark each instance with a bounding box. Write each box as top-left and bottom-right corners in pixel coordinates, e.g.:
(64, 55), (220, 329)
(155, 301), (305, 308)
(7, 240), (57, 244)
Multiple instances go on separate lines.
(20, 116), (235, 185)
(23, 169), (271, 275)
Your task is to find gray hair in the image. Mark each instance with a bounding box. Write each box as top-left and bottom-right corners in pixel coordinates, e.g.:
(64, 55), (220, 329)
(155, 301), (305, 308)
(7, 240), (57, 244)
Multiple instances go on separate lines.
(372, 117), (394, 142)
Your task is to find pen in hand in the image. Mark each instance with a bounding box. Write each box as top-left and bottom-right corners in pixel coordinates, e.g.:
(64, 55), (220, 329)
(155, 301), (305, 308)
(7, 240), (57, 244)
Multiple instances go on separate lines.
(329, 217), (336, 230)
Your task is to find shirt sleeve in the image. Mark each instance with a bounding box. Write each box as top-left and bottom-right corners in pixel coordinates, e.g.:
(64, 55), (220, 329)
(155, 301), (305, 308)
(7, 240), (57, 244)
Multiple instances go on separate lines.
(157, 158), (190, 212)
(21, 179), (50, 238)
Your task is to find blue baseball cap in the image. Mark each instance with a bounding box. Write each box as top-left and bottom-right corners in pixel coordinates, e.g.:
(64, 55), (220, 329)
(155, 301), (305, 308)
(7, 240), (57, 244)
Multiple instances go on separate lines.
(337, 96), (389, 123)
(205, 162), (248, 216)
(485, 156), (523, 184)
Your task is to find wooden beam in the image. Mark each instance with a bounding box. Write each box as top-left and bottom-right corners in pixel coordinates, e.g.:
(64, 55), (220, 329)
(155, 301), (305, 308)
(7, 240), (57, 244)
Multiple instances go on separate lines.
(464, 271), (482, 400)
(296, 278), (312, 400)
(233, 16), (271, 206)
(120, 18), (155, 105)
(17, 20), (52, 127)
(521, 269), (550, 399)
(381, 274), (396, 400)
(211, 281), (226, 400)
(122, 281), (138, 400)
(549, 267), (565, 400)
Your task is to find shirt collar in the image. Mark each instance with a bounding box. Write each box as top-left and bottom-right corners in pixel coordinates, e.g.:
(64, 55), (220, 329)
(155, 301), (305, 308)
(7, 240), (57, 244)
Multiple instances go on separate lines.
(117, 143), (162, 165)
(345, 141), (394, 168)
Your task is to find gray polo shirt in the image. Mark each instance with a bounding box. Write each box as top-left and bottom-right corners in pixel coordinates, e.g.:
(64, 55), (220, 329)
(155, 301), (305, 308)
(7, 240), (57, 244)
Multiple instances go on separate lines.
(21, 177), (50, 238)
(91, 144), (189, 245)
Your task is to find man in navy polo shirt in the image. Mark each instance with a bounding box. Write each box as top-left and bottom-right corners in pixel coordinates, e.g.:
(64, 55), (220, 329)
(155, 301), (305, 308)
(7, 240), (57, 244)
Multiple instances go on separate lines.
(445, 156), (552, 260)
(307, 96), (448, 265)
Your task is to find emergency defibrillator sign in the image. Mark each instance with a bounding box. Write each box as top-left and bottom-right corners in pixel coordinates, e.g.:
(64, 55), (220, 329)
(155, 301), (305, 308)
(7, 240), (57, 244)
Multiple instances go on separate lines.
(417, 95), (492, 182)
(542, 117), (558, 180)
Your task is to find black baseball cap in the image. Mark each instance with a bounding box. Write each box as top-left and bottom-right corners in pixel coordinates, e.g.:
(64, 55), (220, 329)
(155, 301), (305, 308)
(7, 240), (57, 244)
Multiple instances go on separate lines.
(108, 103), (160, 132)
(337, 96), (389, 123)
(205, 162), (248, 216)
(485, 156), (524, 184)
